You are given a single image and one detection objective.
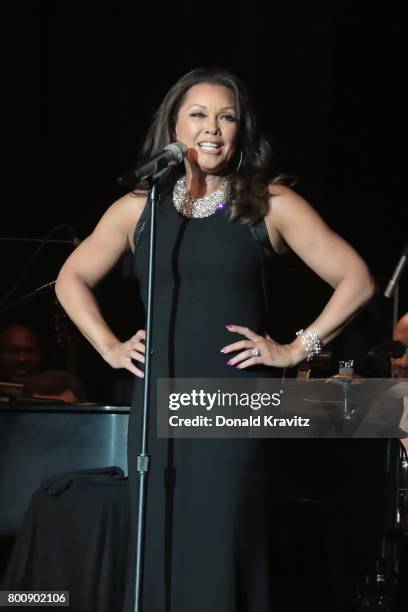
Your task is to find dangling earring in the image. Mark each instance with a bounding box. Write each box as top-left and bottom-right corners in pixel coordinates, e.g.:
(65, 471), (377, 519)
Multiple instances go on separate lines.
(235, 151), (243, 173)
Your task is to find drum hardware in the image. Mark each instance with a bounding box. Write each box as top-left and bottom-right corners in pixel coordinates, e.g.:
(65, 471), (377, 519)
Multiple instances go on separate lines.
(350, 440), (402, 611)
(397, 442), (408, 532)
(353, 558), (398, 611)
(296, 350), (333, 380)
(326, 360), (358, 420)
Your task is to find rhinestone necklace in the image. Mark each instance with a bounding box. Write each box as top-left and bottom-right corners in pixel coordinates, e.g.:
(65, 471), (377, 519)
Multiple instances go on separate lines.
(173, 176), (230, 218)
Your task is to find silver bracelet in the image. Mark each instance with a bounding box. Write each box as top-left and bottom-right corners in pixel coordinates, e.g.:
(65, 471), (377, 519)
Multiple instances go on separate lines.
(296, 329), (322, 362)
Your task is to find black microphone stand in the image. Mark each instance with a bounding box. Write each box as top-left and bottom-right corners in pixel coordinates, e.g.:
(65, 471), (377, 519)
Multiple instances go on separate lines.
(132, 178), (159, 612)
(384, 243), (408, 334)
(119, 148), (186, 611)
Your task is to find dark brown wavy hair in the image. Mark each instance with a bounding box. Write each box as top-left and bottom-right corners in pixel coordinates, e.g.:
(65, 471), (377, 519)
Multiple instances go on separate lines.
(134, 67), (285, 223)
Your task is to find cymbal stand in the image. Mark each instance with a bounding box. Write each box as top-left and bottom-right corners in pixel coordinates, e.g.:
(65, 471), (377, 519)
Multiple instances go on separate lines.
(336, 360), (355, 421)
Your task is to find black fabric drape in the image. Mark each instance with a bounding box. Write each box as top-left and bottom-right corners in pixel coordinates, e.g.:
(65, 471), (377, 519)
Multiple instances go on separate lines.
(2, 468), (130, 612)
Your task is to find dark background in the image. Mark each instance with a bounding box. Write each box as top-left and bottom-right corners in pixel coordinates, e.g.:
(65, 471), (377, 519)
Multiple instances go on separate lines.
(1, 2), (406, 401)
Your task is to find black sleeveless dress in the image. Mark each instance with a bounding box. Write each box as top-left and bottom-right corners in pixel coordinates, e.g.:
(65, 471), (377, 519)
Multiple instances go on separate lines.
(123, 184), (281, 612)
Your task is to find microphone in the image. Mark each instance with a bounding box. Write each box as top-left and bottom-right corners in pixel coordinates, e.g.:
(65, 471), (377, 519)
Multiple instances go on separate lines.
(362, 339), (406, 361)
(372, 339), (407, 359)
(118, 141), (187, 186)
(357, 339), (407, 377)
(384, 242), (408, 298)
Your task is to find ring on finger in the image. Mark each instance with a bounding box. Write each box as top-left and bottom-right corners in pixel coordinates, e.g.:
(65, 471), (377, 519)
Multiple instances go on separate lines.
(251, 346), (260, 357)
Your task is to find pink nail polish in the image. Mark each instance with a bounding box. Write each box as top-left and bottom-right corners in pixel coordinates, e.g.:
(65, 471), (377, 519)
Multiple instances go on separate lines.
(226, 324), (234, 330)
(227, 359), (234, 366)
(220, 347), (228, 353)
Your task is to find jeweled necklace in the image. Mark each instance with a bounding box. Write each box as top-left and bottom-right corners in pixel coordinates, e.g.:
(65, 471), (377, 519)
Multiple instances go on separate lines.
(173, 176), (230, 218)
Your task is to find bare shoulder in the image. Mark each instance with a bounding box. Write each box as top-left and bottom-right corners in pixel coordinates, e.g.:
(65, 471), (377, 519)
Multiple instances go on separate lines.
(266, 183), (311, 213)
(55, 190), (149, 289)
(267, 182), (295, 199)
(265, 183), (325, 233)
(95, 190), (149, 251)
(104, 190), (148, 228)
(263, 184), (314, 254)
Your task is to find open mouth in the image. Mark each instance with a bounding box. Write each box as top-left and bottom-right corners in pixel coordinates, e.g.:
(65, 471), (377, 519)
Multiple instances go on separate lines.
(197, 142), (222, 152)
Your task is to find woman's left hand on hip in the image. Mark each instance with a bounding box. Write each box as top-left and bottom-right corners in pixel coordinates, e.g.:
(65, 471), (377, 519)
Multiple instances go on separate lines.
(221, 324), (299, 369)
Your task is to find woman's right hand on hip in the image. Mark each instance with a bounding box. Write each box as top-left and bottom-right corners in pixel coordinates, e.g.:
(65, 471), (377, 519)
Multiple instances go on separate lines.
(103, 330), (146, 378)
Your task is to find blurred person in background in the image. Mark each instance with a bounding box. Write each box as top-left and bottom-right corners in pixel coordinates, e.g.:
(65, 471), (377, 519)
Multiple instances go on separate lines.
(0, 323), (42, 384)
(392, 313), (408, 379)
(391, 314), (408, 454)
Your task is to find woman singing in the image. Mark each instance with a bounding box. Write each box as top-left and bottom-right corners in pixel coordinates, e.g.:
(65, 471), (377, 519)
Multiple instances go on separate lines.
(56, 67), (374, 612)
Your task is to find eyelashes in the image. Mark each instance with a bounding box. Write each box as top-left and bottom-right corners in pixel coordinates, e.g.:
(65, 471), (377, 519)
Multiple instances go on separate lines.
(189, 112), (237, 122)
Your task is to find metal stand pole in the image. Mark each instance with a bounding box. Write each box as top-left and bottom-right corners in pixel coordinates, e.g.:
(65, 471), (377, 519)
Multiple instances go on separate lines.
(392, 284), (399, 337)
(132, 181), (158, 612)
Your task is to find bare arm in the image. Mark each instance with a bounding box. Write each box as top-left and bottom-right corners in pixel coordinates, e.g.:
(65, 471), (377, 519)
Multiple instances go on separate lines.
(270, 185), (374, 352)
(224, 185), (375, 368)
(55, 192), (148, 377)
